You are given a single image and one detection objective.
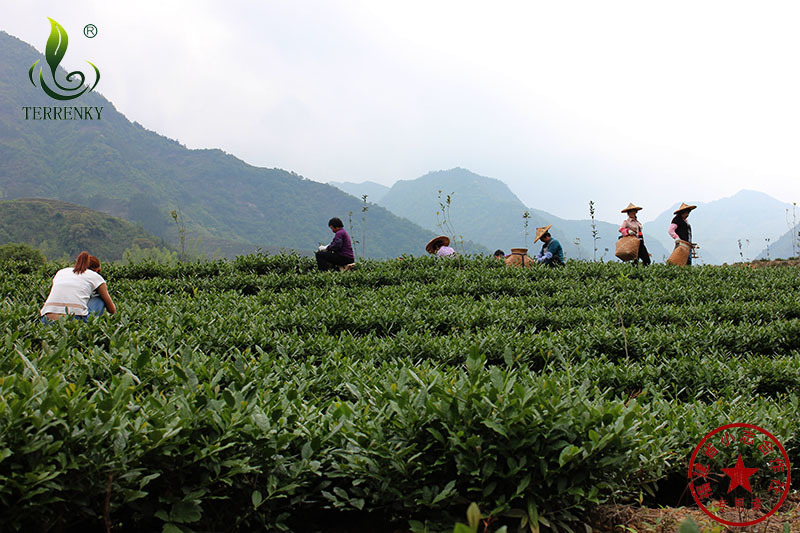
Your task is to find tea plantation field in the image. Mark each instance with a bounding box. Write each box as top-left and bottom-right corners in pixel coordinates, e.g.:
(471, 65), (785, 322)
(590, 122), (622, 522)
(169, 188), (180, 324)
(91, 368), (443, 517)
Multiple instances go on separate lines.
(1, 255), (799, 532)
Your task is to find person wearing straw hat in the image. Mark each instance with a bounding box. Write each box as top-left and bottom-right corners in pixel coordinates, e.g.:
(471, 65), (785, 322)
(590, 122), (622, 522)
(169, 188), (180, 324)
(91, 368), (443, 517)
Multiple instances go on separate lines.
(619, 203), (651, 265)
(426, 235), (456, 257)
(534, 225), (563, 266)
(668, 203), (697, 265)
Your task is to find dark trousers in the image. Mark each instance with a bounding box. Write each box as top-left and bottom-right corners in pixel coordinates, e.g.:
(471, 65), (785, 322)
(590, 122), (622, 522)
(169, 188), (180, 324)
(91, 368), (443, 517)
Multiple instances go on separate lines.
(315, 251), (353, 271)
(637, 239), (651, 266)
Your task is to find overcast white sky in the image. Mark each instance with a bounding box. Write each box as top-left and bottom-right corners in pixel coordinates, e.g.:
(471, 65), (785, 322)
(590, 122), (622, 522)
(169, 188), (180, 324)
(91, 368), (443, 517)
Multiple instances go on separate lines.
(2, 1), (799, 223)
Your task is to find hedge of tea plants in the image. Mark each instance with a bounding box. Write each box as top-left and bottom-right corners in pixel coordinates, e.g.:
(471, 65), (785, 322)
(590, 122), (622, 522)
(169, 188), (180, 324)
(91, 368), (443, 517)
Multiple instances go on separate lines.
(1, 255), (798, 532)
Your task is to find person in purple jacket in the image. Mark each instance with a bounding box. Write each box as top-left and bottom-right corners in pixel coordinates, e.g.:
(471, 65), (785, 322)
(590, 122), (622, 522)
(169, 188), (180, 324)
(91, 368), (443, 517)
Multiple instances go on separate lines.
(316, 217), (355, 271)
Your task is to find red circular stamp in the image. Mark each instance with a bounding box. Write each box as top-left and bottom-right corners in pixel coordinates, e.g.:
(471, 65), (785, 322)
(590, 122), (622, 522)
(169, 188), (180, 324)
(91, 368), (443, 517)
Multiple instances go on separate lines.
(688, 423), (791, 527)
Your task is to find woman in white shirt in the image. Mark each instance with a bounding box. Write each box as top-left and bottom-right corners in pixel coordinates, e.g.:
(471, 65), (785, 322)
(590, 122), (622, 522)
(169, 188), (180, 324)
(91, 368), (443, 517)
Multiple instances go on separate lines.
(40, 251), (117, 322)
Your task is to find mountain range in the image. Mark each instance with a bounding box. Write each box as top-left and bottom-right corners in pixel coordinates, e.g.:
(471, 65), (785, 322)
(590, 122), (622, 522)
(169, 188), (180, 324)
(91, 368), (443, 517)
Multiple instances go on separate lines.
(336, 168), (671, 261)
(328, 181), (390, 203)
(2, 29), (797, 263)
(0, 31), (448, 259)
(333, 173), (800, 264)
(646, 190), (797, 264)
(756, 221), (800, 261)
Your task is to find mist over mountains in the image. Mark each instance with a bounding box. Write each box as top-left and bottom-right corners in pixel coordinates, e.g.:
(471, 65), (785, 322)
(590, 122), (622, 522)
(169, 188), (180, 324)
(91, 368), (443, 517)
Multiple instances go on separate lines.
(647, 190), (797, 264)
(0, 31), (442, 259)
(757, 220), (800, 261)
(334, 172), (799, 264)
(336, 168), (671, 262)
(328, 181), (390, 203)
(2, 28), (797, 263)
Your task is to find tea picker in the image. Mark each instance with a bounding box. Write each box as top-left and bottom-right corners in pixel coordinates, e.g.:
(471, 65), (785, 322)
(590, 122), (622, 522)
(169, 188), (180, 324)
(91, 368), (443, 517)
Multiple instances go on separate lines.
(426, 236), (456, 257)
(534, 225), (564, 267)
(40, 251), (117, 323)
(667, 203), (698, 266)
(315, 217), (355, 271)
(615, 203), (651, 265)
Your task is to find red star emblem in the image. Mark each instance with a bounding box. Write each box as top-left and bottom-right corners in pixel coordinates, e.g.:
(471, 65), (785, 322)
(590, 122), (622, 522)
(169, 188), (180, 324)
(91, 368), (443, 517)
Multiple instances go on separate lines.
(722, 454), (759, 493)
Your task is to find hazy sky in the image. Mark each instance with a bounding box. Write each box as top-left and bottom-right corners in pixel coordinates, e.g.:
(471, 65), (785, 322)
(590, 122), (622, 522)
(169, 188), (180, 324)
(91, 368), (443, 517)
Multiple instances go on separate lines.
(3, 1), (799, 223)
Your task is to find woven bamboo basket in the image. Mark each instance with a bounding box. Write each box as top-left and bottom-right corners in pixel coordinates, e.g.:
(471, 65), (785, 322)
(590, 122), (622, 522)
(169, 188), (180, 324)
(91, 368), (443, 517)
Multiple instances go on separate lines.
(505, 248), (534, 268)
(667, 240), (691, 266)
(614, 236), (640, 262)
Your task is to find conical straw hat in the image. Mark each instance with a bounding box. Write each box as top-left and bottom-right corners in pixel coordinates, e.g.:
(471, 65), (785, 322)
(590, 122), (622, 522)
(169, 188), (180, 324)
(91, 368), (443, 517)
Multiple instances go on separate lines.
(621, 203), (643, 213)
(673, 202), (697, 215)
(425, 235), (450, 254)
(533, 224), (552, 243)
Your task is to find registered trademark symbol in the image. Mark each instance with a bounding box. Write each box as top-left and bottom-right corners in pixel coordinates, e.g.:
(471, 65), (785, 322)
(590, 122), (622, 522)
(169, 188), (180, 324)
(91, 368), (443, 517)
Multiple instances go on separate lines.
(83, 24), (97, 38)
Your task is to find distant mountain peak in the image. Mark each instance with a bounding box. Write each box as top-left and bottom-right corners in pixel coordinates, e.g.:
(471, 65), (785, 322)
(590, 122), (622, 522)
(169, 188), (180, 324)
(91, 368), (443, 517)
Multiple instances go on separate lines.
(328, 180), (391, 202)
(391, 168), (526, 207)
(373, 167), (670, 260)
(729, 189), (780, 200)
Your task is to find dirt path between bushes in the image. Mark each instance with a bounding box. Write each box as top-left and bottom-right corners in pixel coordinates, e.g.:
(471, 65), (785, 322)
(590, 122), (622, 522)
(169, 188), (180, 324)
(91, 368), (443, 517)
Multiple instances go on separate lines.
(590, 493), (800, 532)
(735, 259), (800, 269)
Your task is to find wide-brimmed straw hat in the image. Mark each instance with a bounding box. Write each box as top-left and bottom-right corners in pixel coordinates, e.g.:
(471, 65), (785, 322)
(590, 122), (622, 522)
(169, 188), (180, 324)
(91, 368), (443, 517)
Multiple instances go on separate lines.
(425, 235), (450, 254)
(673, 202), (697, 215)
(533, 224), (552, 243)
(621, 203), (643, 213)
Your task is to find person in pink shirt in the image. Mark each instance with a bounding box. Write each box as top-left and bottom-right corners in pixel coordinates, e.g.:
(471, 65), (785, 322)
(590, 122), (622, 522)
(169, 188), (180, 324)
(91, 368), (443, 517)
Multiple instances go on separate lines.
(668, 203), (697, 265)
(426, 236), (455, 257)
(619, 203), (651, 265)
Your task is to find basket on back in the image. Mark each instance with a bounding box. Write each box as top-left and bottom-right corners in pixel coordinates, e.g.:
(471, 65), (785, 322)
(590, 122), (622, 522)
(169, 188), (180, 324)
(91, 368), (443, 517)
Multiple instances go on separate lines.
(505, 248), (534, 268)
(667, 240), (691, 266)
(614, 236), (640, 262)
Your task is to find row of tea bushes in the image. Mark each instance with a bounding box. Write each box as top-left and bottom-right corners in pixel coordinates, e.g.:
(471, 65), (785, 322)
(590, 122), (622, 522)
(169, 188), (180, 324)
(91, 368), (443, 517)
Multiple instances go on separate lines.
(2, 255), (799, 531)
(3, 343), (797, 531)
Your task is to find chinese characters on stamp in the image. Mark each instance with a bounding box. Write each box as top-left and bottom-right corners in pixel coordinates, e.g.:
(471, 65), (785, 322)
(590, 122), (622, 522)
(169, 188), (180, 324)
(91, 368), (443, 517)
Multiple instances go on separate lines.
(688, 423), (791, 527)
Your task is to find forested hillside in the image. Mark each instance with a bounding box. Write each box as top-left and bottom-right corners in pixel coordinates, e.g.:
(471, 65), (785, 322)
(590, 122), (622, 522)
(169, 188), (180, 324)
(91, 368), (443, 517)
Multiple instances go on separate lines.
(0, 198), (163, 261)
(0, 31), (439, 258)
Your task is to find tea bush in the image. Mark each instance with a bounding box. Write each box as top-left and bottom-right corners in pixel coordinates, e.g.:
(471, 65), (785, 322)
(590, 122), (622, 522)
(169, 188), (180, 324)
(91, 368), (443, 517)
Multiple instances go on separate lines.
(1, 256), (798, 531)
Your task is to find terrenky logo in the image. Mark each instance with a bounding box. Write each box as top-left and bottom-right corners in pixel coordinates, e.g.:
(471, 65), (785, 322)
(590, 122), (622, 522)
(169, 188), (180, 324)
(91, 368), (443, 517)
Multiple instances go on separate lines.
(28, 18), (100, 101)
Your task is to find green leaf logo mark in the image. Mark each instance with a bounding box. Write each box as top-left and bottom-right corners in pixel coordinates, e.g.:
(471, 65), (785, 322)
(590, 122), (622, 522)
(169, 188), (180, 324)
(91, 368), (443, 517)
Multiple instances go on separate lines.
(29, 18), (100, 101)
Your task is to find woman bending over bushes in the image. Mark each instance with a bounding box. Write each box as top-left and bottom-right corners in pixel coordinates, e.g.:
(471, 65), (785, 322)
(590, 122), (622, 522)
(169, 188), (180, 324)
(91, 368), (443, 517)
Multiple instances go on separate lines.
(40, 251), (116, 323)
